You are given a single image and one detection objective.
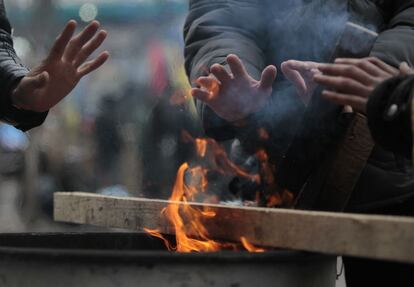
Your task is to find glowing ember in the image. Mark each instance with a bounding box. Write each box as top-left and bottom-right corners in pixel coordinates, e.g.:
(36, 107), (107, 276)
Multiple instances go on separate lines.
(258, 128), (270, 141)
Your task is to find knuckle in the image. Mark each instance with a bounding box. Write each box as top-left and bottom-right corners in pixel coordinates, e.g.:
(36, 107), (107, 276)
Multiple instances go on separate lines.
(344, 66), (355, 74)
(338, 78), (348, 86)
(356, 60), (367, 68)
(68, 38), (77, 46)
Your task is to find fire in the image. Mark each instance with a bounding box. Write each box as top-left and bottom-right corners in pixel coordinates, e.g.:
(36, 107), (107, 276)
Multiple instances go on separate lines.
(195, 138), (207, 158)
(149, 163), (224, 252)
(240, 237), (266, 253)
(146, 131), (294, 253)
(183, 132), (260, 184)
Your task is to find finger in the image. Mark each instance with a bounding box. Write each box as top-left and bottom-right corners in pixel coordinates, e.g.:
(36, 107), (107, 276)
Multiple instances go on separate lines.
(400, 62), (414, 75)
(366, 57), (398, 75)
(259, 65), (277, 91)
(322, 90), (366, 113)
(73, 30), (108, 67)
(281, 61), (307, 95)
(196, 76), (219, 91)
(282, 60), (320, 73)
(64, 21), (100, 61)
(191, 88), (213, 103)
(335, 58), (389, 78)
(311, 68), (322, 76)
(48, 20), (77, 60)
(314, 74), (372, 98)
(210, 64), (232, 84)
(318, 64), (377, 86)
(77, 51), (109, 78)
(227, 54), (249, 79)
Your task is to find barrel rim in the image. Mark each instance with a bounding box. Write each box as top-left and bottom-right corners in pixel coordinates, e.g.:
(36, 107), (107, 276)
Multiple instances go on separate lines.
(0, 232), (336, 264)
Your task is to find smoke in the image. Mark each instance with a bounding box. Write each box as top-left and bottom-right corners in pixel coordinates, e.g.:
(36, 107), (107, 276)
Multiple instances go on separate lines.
(251, 0), (380, 162)
(184, 0), (384, 201)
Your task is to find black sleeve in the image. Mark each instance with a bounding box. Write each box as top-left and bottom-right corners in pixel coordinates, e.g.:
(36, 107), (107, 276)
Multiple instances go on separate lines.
(183, 0), (268, 141)
(371, 1), (414, 67)
(0, 0), (47, 131)
(366, 75), (414, 159)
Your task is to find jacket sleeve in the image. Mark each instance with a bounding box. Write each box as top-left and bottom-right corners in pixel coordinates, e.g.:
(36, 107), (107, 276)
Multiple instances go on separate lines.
(366, 75), (414, 159)
(0, 0), (47, 131)
(183, 0), (268, 142)
(371, 1), (414, 67)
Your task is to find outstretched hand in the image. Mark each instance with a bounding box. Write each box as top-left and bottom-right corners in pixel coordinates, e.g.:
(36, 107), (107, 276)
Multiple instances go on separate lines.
(313, 57), (401, 113)
(11, 20), (109, 112)
(281, 60), (321, 104)
(191, 54), (277, 122)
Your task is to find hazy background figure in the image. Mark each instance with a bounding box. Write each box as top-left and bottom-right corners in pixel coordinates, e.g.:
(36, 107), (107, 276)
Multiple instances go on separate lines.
(1, 0), (199, 230)
(94, 95), (122, 189)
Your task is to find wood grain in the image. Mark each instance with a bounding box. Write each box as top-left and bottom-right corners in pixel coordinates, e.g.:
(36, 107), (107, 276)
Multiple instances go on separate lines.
(54, 192), (414, 263)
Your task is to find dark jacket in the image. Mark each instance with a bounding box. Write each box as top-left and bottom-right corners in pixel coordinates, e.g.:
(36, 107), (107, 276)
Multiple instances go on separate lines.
(184, 0), (414, 211)
(367, 75), (414, 161)
(0, 0), (47, 131)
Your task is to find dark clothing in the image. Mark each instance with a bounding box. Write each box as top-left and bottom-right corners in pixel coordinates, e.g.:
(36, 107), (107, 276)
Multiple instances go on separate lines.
(184, 2), (414, 285)
(0, 0), (47, 131)
(367, 75), (414, 160)
(184, 0), (414, 212)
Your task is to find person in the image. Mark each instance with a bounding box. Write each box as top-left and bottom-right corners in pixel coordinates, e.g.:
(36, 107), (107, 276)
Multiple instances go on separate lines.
(184, 1), (414, 286)
(0, 0), (109, 131)
(314, 58), (414, 160)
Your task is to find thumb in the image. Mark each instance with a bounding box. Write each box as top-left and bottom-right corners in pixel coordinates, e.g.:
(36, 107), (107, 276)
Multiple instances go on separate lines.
(400, 62), (414, 75)
(259, 65), (277, 91)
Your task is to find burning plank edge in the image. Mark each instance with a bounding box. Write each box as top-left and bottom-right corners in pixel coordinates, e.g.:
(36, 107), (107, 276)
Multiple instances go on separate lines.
(54, 192), (414, 263)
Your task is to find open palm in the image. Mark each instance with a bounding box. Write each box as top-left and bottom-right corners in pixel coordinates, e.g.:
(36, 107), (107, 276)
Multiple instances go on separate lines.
(192, 54), (277, 122)
(11, 20), (109, 112)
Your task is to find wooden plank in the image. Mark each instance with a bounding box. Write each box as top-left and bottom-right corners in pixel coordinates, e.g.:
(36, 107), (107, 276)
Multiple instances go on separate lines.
(54, 192), (414, 263)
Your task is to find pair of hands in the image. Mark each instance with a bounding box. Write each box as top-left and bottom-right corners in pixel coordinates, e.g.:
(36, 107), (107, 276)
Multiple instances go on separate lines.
(315, 58), (413, 113)
(283, 57), (413, 113)
(11, 20), (109, 112)
(192, 55), (413, 122)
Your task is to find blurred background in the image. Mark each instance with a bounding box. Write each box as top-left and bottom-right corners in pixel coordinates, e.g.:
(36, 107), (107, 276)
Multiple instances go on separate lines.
(0, 0), (203, 231)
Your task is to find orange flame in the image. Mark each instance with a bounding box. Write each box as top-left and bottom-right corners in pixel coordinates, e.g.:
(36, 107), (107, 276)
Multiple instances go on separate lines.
(145, 132), (298, 253)
(240, 237), (266, 253)
(157, 163), (224, 252)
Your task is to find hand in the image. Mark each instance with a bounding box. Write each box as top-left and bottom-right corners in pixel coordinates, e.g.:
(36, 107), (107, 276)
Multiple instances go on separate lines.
(313, 57), (399, 113)
(191, 54), (277, 122)
(400, 62), (414, 75)
(281, 60), (321, 105)
(11, 20), (109, 112)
